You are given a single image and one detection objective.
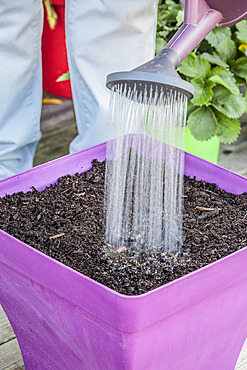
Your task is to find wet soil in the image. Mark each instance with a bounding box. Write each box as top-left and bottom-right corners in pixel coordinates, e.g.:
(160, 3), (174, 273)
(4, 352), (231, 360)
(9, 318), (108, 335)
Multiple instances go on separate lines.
(0, 160), (247, 295)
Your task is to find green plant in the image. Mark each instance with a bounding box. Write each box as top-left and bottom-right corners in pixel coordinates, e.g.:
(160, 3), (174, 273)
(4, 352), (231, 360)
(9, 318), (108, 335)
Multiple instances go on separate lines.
(156, 0), (247, 143)
(56, 71), (70, 82)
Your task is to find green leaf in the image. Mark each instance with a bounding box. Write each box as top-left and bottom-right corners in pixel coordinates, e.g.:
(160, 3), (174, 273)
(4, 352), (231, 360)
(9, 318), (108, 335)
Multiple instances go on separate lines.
(197, 39), (214, 55)
(191, 78), (214, 106)
(187, 101), (197, 116)
(229, 57), (247, 80)
(211, 86), (246, 118)
(158, 30), (170, 39)
(187, 106), (217, 141)
(217, 39), (236, 62)
(236, 19), (247, 43)
(166, 0), (180, 6)
(159, 9), (178, 22)
(205, 27), (231, 48)
(176, 9), (184, 26)
(178, 53), (197, 78)
(196, 56), (211, 80)
(56, 71), (70, 82)
(201, 52), (228, 68)
(234, 75), (246, 86)
(155, 37), (166, 53)
(214, 111), (240, 143)
(208, 67), (239, 95)
(166, 0), (183, 11)
(178, 53), (210, 79)
(244, 86), (247, 113)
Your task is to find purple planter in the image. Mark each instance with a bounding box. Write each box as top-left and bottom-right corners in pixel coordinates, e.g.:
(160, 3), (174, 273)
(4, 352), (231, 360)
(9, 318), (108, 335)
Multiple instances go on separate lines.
(0, 142), (247, 369)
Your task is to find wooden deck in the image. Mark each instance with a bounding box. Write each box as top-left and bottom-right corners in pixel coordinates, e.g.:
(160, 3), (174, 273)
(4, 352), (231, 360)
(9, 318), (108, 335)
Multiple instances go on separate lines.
(1, 95), (247, 369)
(0, 305), (24, 369)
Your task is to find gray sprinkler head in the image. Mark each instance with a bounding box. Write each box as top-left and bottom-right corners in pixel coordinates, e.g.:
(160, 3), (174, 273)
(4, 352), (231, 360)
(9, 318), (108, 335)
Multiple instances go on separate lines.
(106, 49), (194, 100)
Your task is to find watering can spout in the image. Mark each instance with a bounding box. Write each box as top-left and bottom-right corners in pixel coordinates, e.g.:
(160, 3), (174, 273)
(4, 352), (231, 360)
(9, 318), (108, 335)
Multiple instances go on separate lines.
(106, 0), (247, 100)
(165, 0), (247, 63)
(166, 2), (223, 63)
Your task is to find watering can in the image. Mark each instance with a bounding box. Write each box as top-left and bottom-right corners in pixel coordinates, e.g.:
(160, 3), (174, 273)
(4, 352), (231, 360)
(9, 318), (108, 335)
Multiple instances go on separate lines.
(106, 0), (247, 99)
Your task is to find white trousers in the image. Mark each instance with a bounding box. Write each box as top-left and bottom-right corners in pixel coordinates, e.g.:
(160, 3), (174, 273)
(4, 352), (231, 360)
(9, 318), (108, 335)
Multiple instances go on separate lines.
(0, 0), (158, 180)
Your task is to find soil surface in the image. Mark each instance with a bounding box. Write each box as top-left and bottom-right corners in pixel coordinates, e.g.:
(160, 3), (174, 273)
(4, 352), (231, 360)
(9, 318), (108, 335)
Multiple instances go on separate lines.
(0, 160), (247, 295)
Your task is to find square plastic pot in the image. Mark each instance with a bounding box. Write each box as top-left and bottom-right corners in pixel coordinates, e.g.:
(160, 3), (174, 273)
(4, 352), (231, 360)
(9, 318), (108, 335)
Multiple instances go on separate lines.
(0, 142), (247, 369)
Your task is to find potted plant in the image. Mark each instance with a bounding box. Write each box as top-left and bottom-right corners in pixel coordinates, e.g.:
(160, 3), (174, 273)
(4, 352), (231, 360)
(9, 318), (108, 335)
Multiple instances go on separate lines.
(42, 0), (72, 98)
(156, 0), (247, 163)
(0, 140), (247, 369)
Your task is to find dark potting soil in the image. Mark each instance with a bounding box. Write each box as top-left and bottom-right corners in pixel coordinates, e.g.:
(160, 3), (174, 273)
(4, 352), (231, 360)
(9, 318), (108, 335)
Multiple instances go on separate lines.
(0, 160), (247, 295)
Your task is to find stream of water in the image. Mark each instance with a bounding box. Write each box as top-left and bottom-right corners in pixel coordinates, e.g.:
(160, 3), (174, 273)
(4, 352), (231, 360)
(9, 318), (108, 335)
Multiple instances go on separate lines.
(105, 85), (187, 255)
